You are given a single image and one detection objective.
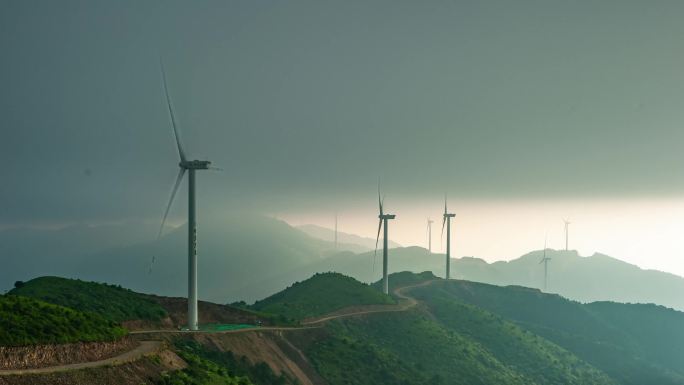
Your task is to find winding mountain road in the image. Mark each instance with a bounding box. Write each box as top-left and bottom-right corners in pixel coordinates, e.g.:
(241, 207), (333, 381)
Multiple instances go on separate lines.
(0, 279), (439, 376)
(0, 341), (162, 376)
(302, 279), (436, 325)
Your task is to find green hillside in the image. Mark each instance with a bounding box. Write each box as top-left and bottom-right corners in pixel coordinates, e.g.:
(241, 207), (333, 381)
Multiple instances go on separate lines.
(10, 276), (167, 323)
(270, 272), (611, 385)
(0, 294), (126, 347)
(251, 272), (394, 320)
(586, 301), (684, 373)
(372, 270), (437, 293)
(409, 279), (684, 385)
(288, 304), (611, 385)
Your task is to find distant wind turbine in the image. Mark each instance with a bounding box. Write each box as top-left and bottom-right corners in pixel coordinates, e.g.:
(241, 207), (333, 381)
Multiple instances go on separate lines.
(374, 186), (396, 295)
(427, 218), (434, 254)
(334, 212), (338, 251)
(441, 196), (456, 280)
(563, 219), (571, 251)
(157, 60), (216, 331)
(539, 236), (551, 291)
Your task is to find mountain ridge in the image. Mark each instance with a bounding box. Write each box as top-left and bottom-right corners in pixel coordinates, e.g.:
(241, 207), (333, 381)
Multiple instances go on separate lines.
(296, 223), (402, 252)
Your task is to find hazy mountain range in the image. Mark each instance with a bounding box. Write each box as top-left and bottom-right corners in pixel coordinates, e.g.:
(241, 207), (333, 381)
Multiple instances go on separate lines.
(296, 223), (402, 253)
(2, 213), (684, 310)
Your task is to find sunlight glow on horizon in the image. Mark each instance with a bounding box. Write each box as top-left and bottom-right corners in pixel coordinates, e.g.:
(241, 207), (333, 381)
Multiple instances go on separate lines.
(279, 197), (684, 278)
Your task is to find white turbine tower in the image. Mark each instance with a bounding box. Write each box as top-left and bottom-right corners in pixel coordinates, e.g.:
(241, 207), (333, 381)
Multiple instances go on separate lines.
(441, 197), (456, 280)
(158, 61), (214, 331)
(563, 219), (571, 251)
(539, 237), (551, 291)
(374, 187), (395, 295)
(427, 218), (434, 254)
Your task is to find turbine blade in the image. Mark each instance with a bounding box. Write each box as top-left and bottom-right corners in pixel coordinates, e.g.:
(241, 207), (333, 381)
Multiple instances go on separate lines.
(374, 219), (383, 257)
(160, 59), (187, 162)
(378, 186), (383, 216)
(158, 168), (186, 239)
(444, 194), (448, 215)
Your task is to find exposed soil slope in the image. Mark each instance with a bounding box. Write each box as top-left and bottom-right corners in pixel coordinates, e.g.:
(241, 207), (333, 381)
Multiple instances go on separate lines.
(0, 349), (184, 385)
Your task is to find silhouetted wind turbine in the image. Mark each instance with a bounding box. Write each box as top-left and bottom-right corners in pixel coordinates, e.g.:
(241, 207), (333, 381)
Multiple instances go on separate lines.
(157, 61), (214, 331)
(539, 237), (551, 291)
(441, 196), (456, 279)
(563, 219), (571, 251)
(374, 187), (395, 295)
(427, 218), (434, 254)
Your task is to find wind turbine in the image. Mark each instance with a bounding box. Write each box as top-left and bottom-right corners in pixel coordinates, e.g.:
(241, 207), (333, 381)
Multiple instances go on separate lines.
(158, 61), (213, 331)
(427, 218), (434, 254)
(563, 219), (571, 251)
(539, 237), (551, 291)
(441, 197), (456, 280)
(374, 187), (395, 295)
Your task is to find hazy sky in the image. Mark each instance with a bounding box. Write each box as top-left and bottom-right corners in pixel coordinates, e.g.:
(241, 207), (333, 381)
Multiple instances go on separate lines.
(2, 1), (684, 274)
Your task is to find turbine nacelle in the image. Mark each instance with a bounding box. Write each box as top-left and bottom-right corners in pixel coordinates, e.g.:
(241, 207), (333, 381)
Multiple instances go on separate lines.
(443, 213), (456, 218)
(379, 214), (396, 220)
(180, 160), (211, 170)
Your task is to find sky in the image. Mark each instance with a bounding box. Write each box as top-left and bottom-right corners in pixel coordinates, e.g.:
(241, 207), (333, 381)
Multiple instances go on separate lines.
(2, 1), (684, 275)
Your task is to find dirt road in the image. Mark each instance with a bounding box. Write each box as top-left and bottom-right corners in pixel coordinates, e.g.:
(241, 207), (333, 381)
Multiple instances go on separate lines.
(302, 279), (437, 325)
(0, 278), (438, 376)
(0, 341), (162, 376)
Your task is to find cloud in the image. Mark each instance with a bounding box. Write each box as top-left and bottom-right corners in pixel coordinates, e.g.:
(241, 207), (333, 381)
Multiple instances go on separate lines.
(2, 0), (684, 225)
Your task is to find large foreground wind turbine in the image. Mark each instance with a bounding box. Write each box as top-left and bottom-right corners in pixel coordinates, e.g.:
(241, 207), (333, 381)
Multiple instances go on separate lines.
(539, 237), (551, 291)
(441, 197), (456, 279)
(374, 188), (395, 295)
(563, 219), (571, 251)
(427, 218), (434, 253)
(158, 62), (212, 331)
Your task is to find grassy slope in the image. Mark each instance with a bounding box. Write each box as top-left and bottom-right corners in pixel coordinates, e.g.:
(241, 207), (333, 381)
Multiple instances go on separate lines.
(586, 301), (684, 372)
(414, 280), (684, 385)
(10, 276), (167, 323)
(291, 306), (612, 385)
(275, 272), (611, 385)
(0, 294), (126, 346)
(251, 272), (394, 320)
(373, 270), (437, 293)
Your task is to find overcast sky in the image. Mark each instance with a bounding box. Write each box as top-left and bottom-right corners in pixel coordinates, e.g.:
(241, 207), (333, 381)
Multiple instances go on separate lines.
(2, 1), (684, 274)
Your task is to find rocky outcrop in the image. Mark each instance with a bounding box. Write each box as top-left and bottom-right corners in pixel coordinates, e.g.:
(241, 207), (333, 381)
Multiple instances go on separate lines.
(0, 338), (136, 370)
